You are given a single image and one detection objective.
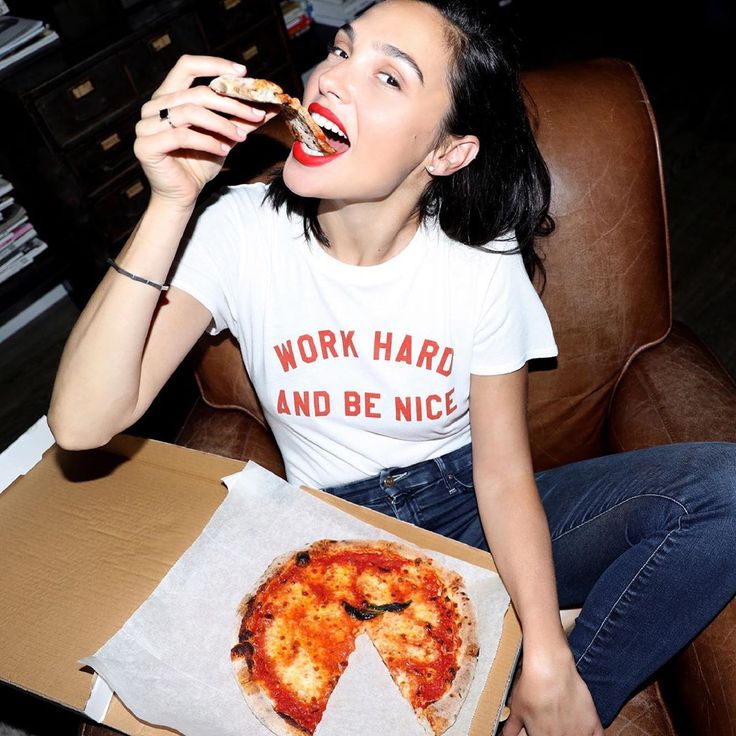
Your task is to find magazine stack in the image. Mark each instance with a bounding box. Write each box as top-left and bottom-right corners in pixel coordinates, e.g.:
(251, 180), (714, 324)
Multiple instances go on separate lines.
(281, 0), (313, 38)
(307, 0), (375, 27)
(0, 15), (59, 74)
(0, 176), (48, 285)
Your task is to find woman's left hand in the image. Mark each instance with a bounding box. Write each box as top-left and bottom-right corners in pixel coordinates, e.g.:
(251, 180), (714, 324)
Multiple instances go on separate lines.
(501, 646), (604, 736)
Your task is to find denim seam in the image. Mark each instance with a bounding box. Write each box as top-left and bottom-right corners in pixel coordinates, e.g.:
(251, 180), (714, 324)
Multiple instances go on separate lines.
(551, 493), (690, 542)
(574, 516), (682, 668)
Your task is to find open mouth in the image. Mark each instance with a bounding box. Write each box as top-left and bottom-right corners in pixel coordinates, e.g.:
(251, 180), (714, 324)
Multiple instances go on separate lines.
(291, 104), (351, 166)
(309, 111), (351, 155)
(299, 102), (351, 157)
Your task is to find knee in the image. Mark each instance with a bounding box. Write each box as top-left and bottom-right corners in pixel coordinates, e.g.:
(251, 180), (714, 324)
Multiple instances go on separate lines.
(685, 441), (736, 524)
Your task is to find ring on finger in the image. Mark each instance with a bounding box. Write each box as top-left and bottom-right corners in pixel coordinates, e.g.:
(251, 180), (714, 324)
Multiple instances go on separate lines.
(159, 108), (176, 129)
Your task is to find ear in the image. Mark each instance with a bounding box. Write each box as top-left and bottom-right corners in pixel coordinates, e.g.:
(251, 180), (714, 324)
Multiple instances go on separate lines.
(426, 135), (480, 177)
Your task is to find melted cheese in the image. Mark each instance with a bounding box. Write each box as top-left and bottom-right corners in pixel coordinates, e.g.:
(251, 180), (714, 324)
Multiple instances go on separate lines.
(371, 615), (434, 659)
(277, 648), (328, 701)
(410, 601), (440, 628)
(315, 563), (355, 599)
(264, 616), (292, 661)
(356, 570), (395, 603)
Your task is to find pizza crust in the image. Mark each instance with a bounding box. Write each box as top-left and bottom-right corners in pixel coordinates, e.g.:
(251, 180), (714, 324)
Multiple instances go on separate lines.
(423, 577), (480, 734)
(209, 75), (337, 155)
(231, 539), (479, 736)
(231, 547), (311, 736)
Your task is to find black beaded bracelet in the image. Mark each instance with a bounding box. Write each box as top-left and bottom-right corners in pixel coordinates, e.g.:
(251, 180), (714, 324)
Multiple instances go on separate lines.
(106, 258), (169, 291)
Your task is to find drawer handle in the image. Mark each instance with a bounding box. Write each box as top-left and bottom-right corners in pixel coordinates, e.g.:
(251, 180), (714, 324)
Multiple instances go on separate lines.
(223, 0), (241, 9)
(125, 181), (144, 199)
(100, 132), (122, 152)
(149, 33), (172, 53)
(70, 79), (95, 100)
(241, 45), (259, 62)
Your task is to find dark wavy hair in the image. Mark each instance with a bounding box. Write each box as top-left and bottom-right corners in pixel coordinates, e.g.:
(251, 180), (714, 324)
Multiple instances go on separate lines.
(264, 0), (554, 291)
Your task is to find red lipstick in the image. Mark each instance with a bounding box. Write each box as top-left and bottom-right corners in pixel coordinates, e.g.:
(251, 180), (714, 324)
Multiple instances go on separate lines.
(292, 140), (340, 166)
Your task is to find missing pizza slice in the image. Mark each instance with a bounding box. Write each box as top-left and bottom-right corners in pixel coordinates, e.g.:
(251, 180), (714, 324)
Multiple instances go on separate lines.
(209, 75), (350, 158)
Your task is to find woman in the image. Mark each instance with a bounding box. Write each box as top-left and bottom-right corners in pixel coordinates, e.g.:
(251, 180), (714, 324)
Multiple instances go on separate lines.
(49, 1), (736, 734)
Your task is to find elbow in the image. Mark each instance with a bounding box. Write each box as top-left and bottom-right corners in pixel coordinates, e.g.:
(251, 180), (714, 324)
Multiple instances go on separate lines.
(47, 408), (115, 451)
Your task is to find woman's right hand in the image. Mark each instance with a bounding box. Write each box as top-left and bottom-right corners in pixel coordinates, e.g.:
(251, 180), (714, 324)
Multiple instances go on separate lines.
(133, 54), (277, 209)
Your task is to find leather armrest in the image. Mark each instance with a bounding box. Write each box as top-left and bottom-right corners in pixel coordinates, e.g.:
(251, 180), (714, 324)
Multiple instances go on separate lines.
(607, 320), (736, 452)
(659, 601), (736, 735)
(175, 398), (285, 479)
(607, 321), (736, 732)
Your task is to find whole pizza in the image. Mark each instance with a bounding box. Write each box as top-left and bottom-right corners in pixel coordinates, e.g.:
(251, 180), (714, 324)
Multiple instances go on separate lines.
(231, 539), (479, 735)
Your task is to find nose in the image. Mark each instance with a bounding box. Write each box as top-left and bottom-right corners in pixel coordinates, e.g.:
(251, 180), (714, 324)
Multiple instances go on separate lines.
(316, 59), (351, 104)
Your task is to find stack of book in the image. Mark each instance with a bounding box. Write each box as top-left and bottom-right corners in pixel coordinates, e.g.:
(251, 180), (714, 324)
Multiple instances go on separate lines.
(0, 16), (60, 73)
(281, 0), (313, 38)
(308, 0), (375, 27)
(0, 176), (49, 286)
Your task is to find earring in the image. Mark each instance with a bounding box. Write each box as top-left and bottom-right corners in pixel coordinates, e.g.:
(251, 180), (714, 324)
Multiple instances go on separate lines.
(426, 165), (435, 173)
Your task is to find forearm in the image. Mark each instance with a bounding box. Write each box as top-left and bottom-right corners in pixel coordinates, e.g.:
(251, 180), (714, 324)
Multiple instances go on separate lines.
(49, 196), (195, 447)
(475, 473), (570, 657)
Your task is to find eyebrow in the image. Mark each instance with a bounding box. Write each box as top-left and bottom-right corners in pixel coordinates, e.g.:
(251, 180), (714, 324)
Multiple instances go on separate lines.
(337, 23), (425, 86)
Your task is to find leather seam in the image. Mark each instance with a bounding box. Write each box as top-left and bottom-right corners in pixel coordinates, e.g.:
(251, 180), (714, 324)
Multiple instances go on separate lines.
(635, 365), (677, 444)
(606, 59), (673, 422)
(194, 370), (267, 428)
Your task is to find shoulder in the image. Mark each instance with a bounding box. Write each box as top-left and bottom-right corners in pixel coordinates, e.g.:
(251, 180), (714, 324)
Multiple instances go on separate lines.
(198, 182), (276, 221)
(186, 182), (294, 249)
(427, 219), (520, 283)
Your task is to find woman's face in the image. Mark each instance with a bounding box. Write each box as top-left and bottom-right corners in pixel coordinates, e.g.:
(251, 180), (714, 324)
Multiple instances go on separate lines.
(282, 0), (454, 202)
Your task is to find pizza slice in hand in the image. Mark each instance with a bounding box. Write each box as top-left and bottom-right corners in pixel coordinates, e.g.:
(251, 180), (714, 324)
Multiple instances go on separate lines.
(231, 540), (479, 736)
(209, 75), (343, 156)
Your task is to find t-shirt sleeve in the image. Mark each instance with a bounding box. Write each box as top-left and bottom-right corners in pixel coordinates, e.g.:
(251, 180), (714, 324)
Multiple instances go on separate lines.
(471, 244), (559, 375)
(168, 183), (267, 335)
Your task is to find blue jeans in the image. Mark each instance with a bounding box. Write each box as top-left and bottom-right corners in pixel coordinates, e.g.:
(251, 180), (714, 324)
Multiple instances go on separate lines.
(321, 441), (736, 727)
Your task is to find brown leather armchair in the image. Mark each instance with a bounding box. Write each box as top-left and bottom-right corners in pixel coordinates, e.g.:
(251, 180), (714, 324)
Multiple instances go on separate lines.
(82, 58), (736, 735)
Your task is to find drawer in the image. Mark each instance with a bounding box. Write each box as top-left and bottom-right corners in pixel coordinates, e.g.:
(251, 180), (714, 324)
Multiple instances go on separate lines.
(121, 13), (206, 97)
(217, 21), (286, 79)
(35, 56), (137, 148)
(66, 114), (137, 193)
(197, 0), (274, 49)
(91, 167), (150, 244)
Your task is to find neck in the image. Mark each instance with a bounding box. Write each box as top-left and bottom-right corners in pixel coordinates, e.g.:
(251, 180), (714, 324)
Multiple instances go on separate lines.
(317, 190), (423, 267)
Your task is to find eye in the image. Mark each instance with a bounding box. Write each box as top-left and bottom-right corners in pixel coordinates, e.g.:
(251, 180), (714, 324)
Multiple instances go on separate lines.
(377, 72), (401, 90)
(326, 43), (348, 60)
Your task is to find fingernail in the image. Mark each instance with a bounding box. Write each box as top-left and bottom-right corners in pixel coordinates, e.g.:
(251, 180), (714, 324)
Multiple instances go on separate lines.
(231, 63), (246, 74)
(221, 142), (232, 153)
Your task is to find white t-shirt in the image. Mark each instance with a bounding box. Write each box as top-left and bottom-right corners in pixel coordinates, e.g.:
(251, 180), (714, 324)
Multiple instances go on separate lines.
(169, 183), (558, 488)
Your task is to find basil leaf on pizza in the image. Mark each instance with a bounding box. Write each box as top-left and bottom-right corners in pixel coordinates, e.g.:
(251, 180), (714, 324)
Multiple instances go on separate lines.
(231, 539), (479, 735)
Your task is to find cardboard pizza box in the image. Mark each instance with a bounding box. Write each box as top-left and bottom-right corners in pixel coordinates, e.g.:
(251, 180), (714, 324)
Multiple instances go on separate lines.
(0, 435), (521, 735)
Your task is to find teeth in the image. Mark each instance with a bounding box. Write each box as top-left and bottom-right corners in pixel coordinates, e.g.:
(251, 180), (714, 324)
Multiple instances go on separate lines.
(311, 111), (349, 141)
(302, 142), (326, 156)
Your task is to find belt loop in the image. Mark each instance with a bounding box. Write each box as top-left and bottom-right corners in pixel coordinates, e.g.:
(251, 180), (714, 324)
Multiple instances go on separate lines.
(433, 455), (458, 494)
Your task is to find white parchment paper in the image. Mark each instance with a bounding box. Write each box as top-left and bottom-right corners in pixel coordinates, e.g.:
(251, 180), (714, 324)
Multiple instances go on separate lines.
(82, 462), (510, 736)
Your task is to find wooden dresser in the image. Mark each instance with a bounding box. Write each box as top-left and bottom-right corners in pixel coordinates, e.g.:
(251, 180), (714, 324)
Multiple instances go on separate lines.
(0, 0), (311, 321)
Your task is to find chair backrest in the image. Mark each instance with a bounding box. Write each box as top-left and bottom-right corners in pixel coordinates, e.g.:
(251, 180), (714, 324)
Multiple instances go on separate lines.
(192, 58), (673, 471)
(522, 58), (671, 469)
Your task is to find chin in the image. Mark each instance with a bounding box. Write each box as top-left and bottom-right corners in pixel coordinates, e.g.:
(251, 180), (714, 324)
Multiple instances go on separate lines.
(281, 150), (403, 203)
(282, 156), (346, 201)
(282, 157), (318, 198)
